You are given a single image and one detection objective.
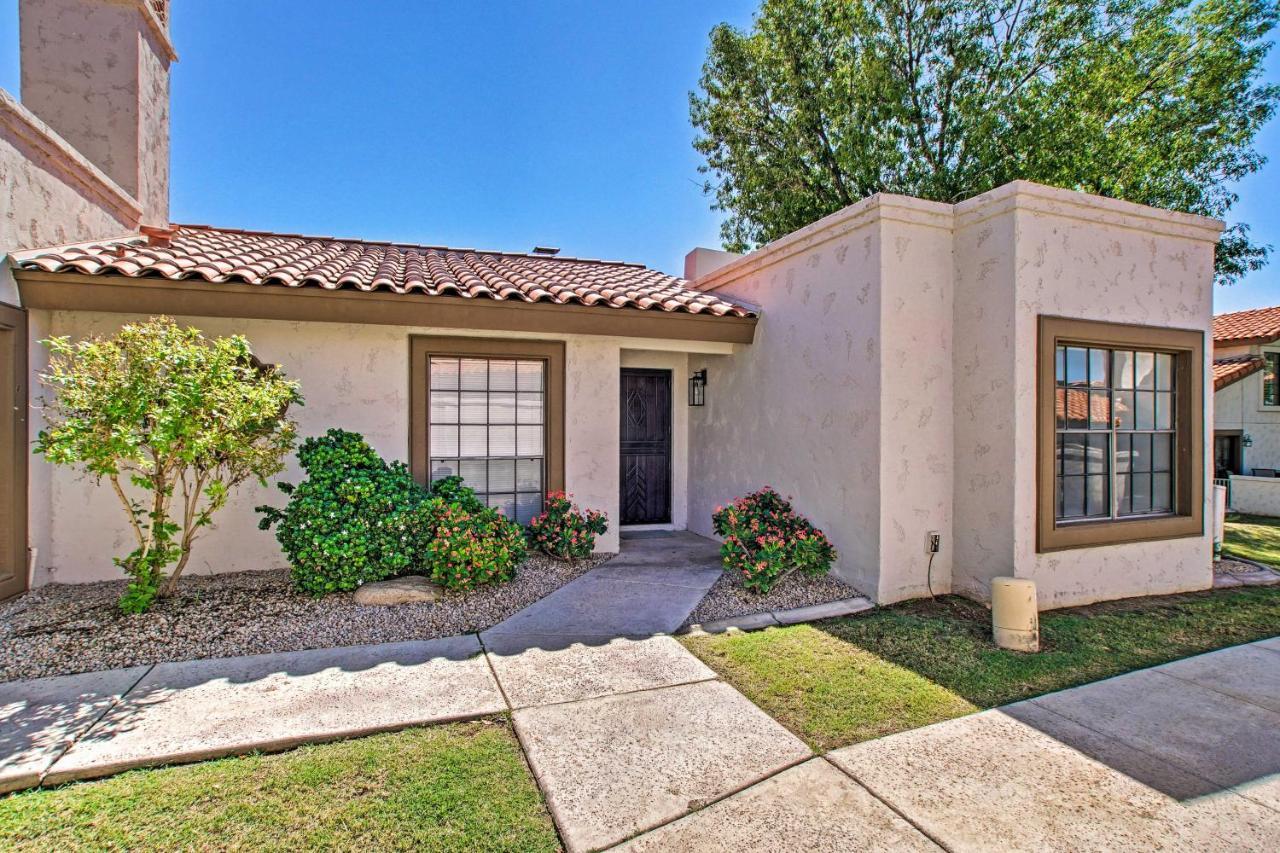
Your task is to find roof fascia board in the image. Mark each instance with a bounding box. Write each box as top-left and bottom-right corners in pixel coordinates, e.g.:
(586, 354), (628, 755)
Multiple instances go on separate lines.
(13, 270), (758, 345)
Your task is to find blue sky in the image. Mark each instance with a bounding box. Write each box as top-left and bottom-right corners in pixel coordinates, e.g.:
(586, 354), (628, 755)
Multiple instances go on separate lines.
(1, 1), (1277, 312)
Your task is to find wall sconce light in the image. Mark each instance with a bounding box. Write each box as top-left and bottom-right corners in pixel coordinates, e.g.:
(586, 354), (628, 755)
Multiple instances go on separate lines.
(689, 369), (707, 407)
(1243, 433), (1254, 448)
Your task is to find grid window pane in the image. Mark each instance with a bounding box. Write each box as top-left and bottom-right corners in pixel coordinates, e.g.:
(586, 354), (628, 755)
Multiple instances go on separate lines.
(517, 361), (543, 391)
(428, 356), (547, 523)
(1156, 353), (1174, 391)
(516, 458), (541, 491)
(460, 392), (487, 424)
(490, 360), (517, 391)
(460, 425), (488, 457)
(488, 459), (515, 493)
(516, 492), (542, 525)
(489, 392), (516, 424)
(1065, 347), (1088, 386)
(1113, 351), (1135, 389)
(1088, 349), (1109, 387)
(459, 459), (488, 492)
(431, 358), (459, 390)
(1057, 346), (1176, 523)
(430, 424), (458, 457)
(430, 459), (458, 481)
(460, 358), (489, 390)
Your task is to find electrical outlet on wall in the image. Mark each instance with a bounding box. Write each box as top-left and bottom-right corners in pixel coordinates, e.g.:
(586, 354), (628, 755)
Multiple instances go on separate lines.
(927, 531), (941, 554)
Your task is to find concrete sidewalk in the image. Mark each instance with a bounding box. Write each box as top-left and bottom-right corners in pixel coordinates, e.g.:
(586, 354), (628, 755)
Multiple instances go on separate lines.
(3, 630), (1279, 850)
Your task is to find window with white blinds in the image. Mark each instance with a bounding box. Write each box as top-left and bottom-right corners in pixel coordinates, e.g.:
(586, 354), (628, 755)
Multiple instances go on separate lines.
(427, 356), (545, 524)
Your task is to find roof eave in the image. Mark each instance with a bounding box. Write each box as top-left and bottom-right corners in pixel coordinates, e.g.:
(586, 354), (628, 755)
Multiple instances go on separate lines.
(12, 269), (758, 346)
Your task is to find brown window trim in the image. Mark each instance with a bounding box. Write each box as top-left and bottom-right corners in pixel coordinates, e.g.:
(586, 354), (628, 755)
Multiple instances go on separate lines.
(1037, 315), (1204, 553)
(408, 335), (565, 495)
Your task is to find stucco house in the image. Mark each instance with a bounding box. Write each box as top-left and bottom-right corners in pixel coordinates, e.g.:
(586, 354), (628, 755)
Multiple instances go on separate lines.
(2, 0), (1224, 610)
(1211, 305), (1280, 515)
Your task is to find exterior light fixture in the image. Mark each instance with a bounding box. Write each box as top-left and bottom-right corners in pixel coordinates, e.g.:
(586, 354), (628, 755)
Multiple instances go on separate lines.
(1243, 433), (1254, 448)
(689, 369), (707, 407)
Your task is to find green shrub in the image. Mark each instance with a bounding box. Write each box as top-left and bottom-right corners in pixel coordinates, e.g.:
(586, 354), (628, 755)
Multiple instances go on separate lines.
(527, 491), (608, 561)
(257, 429), (424, 595)
(712, 486), (836, 593)
(258, 432), (527, 595)
(410, 498), (527, 590)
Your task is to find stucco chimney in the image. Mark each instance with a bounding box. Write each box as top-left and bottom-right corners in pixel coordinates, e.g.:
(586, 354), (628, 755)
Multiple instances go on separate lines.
(19, 0), (175, 225)
(684, 246), (742, 282)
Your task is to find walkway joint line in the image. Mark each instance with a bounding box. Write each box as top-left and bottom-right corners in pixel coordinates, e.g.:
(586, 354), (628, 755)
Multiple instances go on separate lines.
(38, 663), (155, 787)
(819, 753), (953, 852)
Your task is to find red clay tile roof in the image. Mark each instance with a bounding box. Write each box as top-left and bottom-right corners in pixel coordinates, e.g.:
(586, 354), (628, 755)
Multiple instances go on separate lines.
(1213, 354), (1266, 391)
(12, 225), (756, 318)
(1213, 306), (1280, 345)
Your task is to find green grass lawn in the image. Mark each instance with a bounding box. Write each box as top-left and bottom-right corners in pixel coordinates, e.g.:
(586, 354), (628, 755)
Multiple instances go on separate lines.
(1223, 513), (1280, 567)
(682, 586), (1280, 751)
(0, 720), (559, 852)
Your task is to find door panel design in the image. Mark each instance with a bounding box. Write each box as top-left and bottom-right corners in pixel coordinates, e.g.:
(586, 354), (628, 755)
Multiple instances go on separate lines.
(0, 303), (27, 601)
(619, 369), (672, 525)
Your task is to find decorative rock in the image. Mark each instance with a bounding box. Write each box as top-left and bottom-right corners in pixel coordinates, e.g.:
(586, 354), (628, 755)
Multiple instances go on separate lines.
(353, 576), (443, 606)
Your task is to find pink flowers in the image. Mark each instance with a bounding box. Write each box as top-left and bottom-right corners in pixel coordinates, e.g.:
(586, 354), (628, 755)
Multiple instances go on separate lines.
(711, 486), (837, 594)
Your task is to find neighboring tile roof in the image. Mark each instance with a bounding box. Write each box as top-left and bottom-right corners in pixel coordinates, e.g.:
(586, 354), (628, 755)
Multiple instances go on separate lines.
(1213, 306), (1280, 344)
(1213, 354), (1266, 391)
(12, 225), (756, 318)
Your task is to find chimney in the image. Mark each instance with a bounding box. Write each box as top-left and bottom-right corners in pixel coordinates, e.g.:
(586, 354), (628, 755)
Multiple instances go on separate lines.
(19, 0), (175, 226)
(684, 247), (742, 281)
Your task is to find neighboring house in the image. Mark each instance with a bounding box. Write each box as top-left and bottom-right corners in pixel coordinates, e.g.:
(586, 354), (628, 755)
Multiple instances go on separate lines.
(1, 1), (1224, 610)
(1212, 306), (1280, 476)
(1211, 306), (1280, 516)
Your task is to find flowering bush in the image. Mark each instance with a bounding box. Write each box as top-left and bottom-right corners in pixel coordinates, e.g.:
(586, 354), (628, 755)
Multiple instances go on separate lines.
(411, 498), (527, 590)
(257, 430), (525, 594)
(711, 486), (836, 593)
(527, 491), (608, 561)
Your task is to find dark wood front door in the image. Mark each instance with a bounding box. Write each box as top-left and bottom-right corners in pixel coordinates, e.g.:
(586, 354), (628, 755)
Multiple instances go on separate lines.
(0, 303), (28, 601)
(620, 368), (672, 525)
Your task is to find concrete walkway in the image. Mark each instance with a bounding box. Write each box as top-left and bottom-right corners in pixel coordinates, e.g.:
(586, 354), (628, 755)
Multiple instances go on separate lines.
(480, 530), (723, 653)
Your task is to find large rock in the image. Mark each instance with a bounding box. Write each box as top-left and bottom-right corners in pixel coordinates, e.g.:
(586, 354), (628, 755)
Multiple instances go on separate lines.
(353, 576), (444, 606)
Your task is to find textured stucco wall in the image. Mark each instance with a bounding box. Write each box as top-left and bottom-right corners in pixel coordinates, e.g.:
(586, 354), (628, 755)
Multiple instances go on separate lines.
(1227, 475), (1280, 517)
(875, 208), (955, 602)
(1213, 350), (1280, 473)
(620, 349), (689, 530)
(687, 201), (886, 595)
(1, 91), (139, 265)
(28, 312), (723, 584)
(953, 182), (1220, 608)
(19, 0), (171, 222)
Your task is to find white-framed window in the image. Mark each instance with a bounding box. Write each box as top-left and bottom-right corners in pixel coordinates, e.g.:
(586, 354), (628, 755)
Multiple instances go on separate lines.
(1262, 351), (1280, 407)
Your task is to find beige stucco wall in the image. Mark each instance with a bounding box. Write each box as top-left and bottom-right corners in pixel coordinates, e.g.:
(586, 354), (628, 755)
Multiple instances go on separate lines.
(1, 90), (141, 307)
(19, 0), (172, 223)
(1227, 475), (1280, 517)
(1214, 347), (1280, 473)
(953, 182), (1220, 609)
(689, 181), (1219, 609)
(687, 197), (890, 597)
(27, 310), (727, 584)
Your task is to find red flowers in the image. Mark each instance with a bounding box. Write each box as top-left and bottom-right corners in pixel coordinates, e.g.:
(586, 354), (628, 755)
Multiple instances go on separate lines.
(711, 486), (836, 594)
(528, 492), (608, 562)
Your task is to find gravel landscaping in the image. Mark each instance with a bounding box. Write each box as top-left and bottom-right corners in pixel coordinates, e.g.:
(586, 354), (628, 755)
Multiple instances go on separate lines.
(683, 570), (861, 628)
(0, 554), (608, 682)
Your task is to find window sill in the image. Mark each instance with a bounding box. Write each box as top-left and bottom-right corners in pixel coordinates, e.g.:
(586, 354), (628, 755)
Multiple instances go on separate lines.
(1038, 513), (1203, 552)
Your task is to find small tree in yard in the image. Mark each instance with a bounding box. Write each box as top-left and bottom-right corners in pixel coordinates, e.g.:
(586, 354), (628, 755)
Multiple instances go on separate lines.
(35, 317), (301, 613)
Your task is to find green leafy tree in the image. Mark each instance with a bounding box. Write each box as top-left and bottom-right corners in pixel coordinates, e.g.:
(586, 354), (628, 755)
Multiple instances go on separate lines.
(691, 0), (1279, 283)
(35, 317), (302, 612)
